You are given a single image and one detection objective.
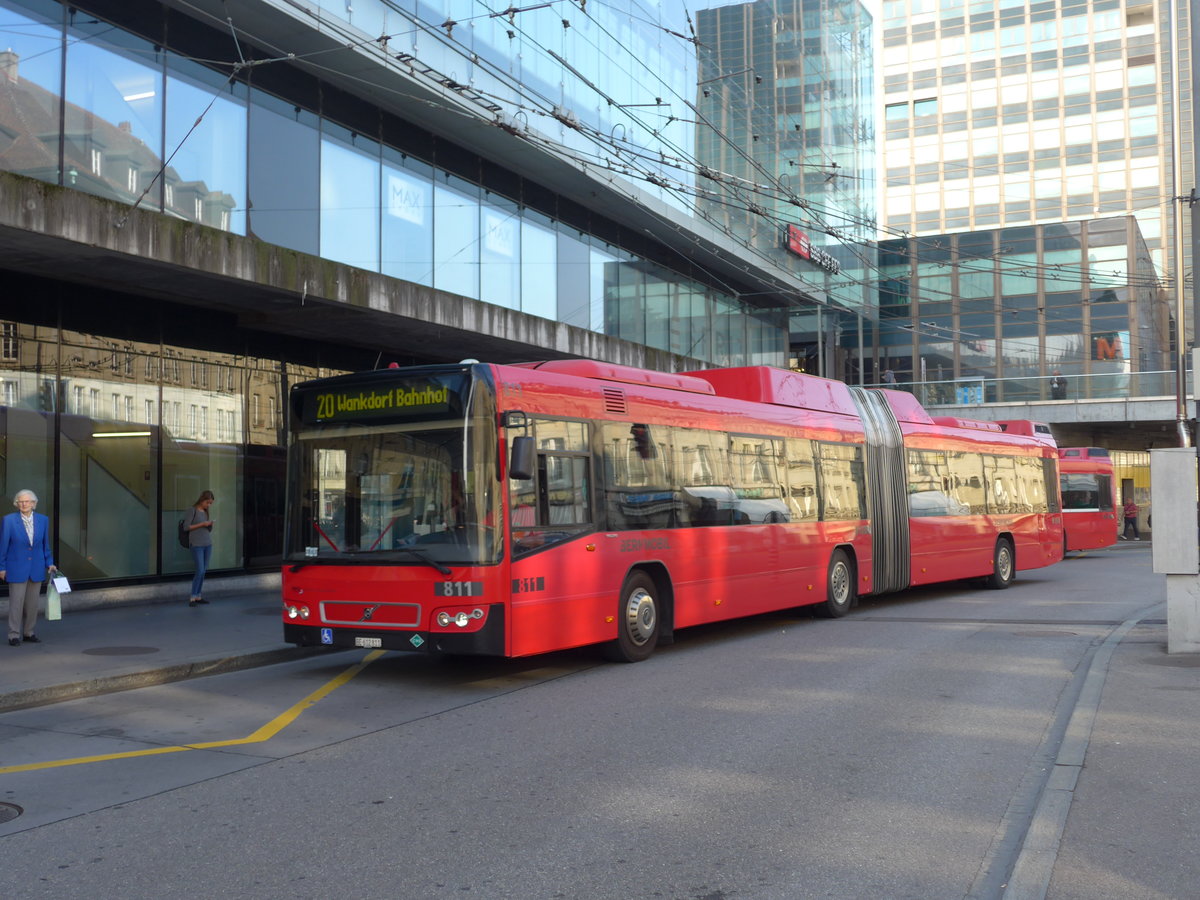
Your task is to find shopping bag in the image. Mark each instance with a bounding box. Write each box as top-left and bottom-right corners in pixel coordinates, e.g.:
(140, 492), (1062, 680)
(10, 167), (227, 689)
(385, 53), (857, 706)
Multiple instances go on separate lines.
(46, 570), (69, 621)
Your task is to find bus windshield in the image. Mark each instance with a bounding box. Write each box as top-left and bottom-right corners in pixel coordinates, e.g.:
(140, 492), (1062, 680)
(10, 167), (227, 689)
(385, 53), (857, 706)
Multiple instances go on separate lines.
(285, 373), (500, 566)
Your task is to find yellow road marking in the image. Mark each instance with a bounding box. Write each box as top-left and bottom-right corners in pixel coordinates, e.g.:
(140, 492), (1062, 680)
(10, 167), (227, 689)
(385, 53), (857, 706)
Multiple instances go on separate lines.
(0, 649), (386, 774)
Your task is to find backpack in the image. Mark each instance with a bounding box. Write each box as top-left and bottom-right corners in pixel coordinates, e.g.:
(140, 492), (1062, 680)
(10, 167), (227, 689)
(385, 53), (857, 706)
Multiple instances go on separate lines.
(178, 517), (190, 549)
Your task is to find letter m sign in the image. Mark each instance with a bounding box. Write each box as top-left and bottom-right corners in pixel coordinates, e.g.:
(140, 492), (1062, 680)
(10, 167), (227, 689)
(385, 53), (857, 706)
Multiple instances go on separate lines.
(1093, 332), (1124, 360)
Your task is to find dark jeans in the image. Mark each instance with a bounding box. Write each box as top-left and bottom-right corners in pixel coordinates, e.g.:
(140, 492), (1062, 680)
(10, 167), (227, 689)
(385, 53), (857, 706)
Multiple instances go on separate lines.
(1123, 517), (1140, 539)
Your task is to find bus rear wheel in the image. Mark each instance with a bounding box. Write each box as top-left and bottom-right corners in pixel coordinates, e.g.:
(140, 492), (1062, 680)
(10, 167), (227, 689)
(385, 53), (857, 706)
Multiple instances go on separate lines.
(603, 571), (660, 663)
(815, 549), (855, 618)
(987, 538), (1015, 590)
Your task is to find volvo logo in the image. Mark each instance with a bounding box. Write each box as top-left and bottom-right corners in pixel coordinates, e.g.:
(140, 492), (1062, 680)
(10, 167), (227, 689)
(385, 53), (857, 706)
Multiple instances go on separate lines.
(360, 605), (380, 622)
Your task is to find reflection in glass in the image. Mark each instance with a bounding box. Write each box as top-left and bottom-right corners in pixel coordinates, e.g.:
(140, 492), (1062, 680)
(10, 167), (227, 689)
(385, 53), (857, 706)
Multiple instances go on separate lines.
(480, 195), (520, 310)
(166, 55), (247, 233)
(382, 150), (433, 285)
(249, 90), (319, 254)
(63, 20), (164, 207)
(521, 215), (557, 320)
(0, 0), (63, 186)
(433, 175), (480, 299)
(321, 125), (380, 270)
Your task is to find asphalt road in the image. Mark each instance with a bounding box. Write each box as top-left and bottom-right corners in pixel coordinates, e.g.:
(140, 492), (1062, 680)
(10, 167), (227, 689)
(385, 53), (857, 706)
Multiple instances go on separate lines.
(0, 546), (1178, 899)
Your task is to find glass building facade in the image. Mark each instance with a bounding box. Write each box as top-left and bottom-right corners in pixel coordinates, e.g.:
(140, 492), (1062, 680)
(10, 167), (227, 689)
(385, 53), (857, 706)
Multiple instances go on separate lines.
(0, 285), (368, 582)
(0, 0), (834, 371)
(694, 0), (877, 314)
(0, 0), (877, 583)
(878, 0), (1184, 398)
(693, 0), (878, 374)
(873, 217), (1166, 397)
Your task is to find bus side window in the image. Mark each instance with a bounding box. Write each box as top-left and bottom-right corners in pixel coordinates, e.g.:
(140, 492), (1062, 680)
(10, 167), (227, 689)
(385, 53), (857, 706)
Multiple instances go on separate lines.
(818, 442), (864, 521)
(784, 438), (818, 522)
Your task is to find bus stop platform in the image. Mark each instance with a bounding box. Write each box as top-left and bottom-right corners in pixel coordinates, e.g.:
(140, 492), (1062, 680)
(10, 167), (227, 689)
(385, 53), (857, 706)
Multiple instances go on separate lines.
(0, 572), (330, 714)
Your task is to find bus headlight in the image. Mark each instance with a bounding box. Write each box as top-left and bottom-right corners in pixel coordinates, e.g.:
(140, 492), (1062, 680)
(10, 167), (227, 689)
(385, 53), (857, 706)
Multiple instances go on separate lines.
(285, 604), (311, 620)
(434, 607), (486, 630)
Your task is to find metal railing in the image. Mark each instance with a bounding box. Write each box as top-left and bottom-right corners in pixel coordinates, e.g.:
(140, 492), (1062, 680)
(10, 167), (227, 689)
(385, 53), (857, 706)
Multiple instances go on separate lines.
(873, 369), (1187, 407)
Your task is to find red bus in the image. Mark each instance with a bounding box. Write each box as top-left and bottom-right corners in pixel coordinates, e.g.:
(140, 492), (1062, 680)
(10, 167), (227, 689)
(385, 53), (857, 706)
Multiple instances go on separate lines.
(1057, 447), (1118, 552)
(282, 361), (1063, 662)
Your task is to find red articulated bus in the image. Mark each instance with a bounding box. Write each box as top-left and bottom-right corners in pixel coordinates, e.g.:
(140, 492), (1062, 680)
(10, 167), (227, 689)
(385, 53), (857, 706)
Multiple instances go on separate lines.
(282, 361), (1063, 662)
(1056, 447), (1118, 552)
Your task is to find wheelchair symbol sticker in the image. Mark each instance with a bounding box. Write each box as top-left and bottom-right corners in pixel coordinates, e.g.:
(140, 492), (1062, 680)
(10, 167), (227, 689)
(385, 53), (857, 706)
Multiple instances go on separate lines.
(320, 628), (333, 644)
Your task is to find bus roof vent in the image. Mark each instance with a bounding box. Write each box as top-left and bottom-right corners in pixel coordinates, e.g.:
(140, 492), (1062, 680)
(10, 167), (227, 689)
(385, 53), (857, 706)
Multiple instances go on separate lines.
(603, 388), (627, 414)
(931, 416), (1004, 432)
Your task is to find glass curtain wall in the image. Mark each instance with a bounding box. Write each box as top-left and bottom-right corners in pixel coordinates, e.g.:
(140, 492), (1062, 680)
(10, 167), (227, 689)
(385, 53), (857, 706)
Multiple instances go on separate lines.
(870, 217), (1165, 400)
(0, 0), (789, 368)
(0, 302), (349, 584)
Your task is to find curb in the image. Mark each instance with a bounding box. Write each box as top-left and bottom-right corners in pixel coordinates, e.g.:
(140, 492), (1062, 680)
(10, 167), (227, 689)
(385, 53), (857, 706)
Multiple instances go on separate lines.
(0, 645), (346, 714)
(0, 572), (283, 616)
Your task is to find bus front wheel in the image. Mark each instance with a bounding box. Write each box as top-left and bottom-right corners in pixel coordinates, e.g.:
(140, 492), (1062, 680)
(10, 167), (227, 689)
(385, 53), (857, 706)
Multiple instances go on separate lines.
(603, 571), (660, 663)
(987, 538), (1015, 590)
(815, 549), (855, 618)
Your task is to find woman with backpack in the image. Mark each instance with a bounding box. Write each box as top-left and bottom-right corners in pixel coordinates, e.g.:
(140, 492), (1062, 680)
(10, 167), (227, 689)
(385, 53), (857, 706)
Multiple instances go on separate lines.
(183, 491), (215, 606)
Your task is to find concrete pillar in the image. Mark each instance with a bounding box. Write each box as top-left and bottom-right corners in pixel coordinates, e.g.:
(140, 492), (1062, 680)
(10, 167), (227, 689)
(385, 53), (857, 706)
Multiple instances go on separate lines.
(1150, 448), (1200, 652)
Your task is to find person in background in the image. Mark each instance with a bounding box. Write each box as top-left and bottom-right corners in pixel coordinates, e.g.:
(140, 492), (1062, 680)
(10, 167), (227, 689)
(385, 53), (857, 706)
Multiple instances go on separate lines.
(882, 368), (897, 386)
(184, 490), (215, 606)
(1, 489), (56, 646)
(1122, 497), (1140, 541)
(1050, 369), (1068, 400)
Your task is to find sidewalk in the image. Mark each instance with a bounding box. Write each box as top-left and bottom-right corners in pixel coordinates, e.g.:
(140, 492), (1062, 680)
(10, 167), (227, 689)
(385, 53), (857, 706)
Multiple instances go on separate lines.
(0, 573), (336, 713)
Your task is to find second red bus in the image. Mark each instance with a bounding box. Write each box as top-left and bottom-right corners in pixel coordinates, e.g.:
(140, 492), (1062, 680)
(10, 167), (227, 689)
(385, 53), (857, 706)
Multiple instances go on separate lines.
(1058, 447), (1118, 552)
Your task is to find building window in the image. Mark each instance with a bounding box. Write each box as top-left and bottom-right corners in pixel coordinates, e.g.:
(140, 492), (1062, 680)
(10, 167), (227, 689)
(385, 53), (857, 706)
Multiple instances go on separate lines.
(3, 380), (18, 407)
(0, 323), (17, 360)
(913, 98), (938, 118)
(127, 167), (138, 194)
(90, 148), (102, 175)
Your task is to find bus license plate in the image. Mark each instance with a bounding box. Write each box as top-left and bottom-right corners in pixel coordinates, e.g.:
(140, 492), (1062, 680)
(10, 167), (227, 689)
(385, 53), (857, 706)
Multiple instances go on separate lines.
(354, 636), (382, 648)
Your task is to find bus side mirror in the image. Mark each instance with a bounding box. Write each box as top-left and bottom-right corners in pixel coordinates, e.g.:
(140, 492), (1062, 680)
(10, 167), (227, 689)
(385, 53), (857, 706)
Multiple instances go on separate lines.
(509, 436), (534, 480)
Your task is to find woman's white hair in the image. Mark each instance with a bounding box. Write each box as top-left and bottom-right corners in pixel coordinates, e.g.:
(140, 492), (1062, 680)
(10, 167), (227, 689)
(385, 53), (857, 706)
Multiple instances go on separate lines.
(13, 489), (38, 507)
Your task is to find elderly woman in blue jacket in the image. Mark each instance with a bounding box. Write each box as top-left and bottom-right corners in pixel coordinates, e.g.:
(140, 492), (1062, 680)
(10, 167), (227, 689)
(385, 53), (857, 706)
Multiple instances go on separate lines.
(1, 489), (56, 646)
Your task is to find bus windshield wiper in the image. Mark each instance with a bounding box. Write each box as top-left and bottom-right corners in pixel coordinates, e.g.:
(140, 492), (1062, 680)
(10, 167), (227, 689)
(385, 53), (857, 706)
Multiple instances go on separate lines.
(371, 546), (453, 575)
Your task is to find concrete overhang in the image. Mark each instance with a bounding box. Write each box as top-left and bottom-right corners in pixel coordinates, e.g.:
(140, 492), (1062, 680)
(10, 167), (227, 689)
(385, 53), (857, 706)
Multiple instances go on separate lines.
(160, 0), (823, 311)
(0, 171), (704, 369)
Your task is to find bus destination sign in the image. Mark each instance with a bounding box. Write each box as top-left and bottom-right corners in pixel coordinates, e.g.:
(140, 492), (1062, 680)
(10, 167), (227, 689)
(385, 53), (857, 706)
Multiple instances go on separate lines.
(304, 382), (453, 423)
